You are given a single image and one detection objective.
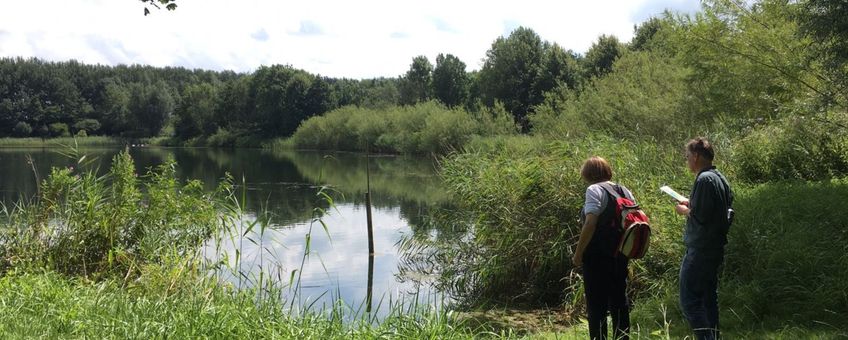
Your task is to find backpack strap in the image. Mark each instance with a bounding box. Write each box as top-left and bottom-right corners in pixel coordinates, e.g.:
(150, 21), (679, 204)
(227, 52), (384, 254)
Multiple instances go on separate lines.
(598, 182), (624, 201)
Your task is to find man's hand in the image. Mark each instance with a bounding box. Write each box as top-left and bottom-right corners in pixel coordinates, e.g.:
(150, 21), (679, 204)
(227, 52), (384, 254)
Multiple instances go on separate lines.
(675, 203), (690, 216)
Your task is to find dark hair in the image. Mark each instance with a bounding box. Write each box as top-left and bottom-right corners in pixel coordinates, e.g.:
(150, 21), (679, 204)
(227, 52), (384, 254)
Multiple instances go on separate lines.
(686, 137), (715, 161)
(581, 156), (613, 183)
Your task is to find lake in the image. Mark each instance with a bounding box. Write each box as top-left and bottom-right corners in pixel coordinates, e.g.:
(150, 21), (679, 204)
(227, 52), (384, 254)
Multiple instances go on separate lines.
(0, 146), (452, 317)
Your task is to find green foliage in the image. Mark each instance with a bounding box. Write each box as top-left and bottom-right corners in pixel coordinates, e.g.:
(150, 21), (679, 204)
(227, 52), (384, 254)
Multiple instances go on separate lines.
(73, 118), (101, 134)
(0, 150), (227, 279)
(48, 123), (70, 137)
(722, 180), (848, 329)
(0, 271), (504, 339)
(731, 115), (848, 182)
(12, 122), (32, 137)
(797, 0), (848, 105)
(438, 136), (687, 305)
(432, 54), (470, 108)
(399, 56), (434, 105)
(531, 51), (693, 142)
(252, 65), (328, 137)
(582, 35), (624, 80)
(673, 0), (825, 127)
(0, 136), (124, 148)
(127, 81), (176, 137)
(175, 83), (219, 138)
(478, 27), (547, 128)
(290, 102), (516, 154)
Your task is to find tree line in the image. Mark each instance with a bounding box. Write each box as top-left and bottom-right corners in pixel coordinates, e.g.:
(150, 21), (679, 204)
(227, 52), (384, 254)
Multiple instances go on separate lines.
(0, 25), (627, 143)
(2, 0), (846, 147)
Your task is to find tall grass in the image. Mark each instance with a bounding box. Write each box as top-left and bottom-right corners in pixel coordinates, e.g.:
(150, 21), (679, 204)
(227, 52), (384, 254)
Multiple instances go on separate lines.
(0, 136), (128, 148)
(0, 270), (516, 339)
(0, 148), (225, 279)
(434, 133), (848, 336)
(288, 101), (517, 154)
(0, 148), (506, 338)
(436, 135), (688, 307)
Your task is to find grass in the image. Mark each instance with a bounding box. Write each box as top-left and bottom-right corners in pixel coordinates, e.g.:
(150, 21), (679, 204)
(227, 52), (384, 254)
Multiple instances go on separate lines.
(3, 134), (847, 338)
(0, 270), (518, 339)
(0, 136), (128, 148)
(430, 134), (848, 338)
(0, 147), (510, 338)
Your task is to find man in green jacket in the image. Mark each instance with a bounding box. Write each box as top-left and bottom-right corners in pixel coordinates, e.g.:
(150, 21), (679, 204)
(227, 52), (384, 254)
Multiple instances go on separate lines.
(674, 137), (733, 340)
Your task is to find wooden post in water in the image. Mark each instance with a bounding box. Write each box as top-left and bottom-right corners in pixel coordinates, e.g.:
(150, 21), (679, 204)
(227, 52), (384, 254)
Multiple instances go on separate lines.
(365, 146), (375, 255)
(366, 251), (374, 313)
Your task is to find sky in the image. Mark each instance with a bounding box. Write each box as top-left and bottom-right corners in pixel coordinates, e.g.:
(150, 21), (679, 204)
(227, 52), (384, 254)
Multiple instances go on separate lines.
(0, 0), (701, 79)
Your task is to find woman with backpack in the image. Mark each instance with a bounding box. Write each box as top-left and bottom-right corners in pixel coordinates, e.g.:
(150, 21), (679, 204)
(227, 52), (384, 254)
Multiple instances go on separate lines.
(572, 156), (636, 340)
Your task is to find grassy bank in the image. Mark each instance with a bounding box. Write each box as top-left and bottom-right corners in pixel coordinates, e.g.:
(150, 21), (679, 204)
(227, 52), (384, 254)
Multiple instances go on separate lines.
(431, 134), (848, 338)
(0, 149), (511, 338)
(0, 136), (132, 148)
(0, 271), (512, 339)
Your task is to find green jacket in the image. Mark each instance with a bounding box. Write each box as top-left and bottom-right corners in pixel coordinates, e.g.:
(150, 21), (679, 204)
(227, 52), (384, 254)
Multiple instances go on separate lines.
(684, 166), (733, 250)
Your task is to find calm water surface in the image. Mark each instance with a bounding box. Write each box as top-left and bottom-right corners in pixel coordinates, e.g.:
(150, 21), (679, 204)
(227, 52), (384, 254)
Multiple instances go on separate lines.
(0, 147), (451, 316)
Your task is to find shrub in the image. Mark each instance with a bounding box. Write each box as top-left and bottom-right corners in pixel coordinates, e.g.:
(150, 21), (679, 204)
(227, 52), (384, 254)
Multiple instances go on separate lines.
(731, 116), (848, 182)
(73, 119), (101, 135)
(530, 51), (694, 143)
(48, 123), (71, 137)
(12, 121), (32, 137)
(0, 150), (228, 279)
(288, 101), (517, 154)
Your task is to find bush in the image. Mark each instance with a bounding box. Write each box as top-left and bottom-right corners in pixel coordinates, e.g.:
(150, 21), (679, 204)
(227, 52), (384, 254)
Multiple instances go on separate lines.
(73, 119), (101, 135)
(12, 122), (32, 137)
(288, 101), (517, 154)
(530, 51), (694, 143)
(0, 150), (228, 279)
(207, 128), (237, 147)
(48, 123), (71, 137)
(721, 180), (848, 328)
(731, 116), (848, 182)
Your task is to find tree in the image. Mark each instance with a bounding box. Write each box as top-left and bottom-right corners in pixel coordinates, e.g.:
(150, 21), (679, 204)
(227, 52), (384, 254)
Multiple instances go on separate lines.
(175, 83), (219, 138)
(399, 56), (433, 105)
(674, 0), (826, 123)
(96, 79), (131, 135)
(128, 81), (175, 137)
(251, 65), (324, 137)
(797, 0), (848, 106)
(478, 27), (546, 129)
(536, 43), (581, 92)
(630, 17), (664, 51)
(141, 0), (177, 16)
(12, 122), (32, 137)
(582, 35), (624, 80)
(432, 53), (469, 107)
(73, 119), (101, 135)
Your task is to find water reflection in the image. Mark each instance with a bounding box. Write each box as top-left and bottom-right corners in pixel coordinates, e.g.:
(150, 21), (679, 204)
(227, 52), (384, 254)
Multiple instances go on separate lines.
(0, 147), (451, 316)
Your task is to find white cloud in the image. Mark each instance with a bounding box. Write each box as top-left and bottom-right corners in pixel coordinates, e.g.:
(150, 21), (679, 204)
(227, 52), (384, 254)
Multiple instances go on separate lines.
(0, 0), (699, 79)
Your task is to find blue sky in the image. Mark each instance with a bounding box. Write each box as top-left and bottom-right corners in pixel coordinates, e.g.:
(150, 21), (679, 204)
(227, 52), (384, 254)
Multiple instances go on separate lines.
(0, 0), (700, 79)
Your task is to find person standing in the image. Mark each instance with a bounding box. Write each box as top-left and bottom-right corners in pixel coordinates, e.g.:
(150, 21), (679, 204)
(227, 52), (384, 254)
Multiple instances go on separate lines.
(573, 156), (636, 340)
(673, 137), (733, 340)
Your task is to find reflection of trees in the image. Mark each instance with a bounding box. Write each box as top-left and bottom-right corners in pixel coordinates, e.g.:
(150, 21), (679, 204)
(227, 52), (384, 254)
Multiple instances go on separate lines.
(1, 147), (450, 230)
(268, 149), (449, 206)
(165, 148), (328, 225)
(267, 149), (455, 233)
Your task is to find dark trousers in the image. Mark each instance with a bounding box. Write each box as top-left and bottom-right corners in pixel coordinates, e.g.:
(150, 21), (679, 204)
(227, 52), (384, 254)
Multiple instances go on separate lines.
(679, 247), (724, 340)
(582, 254), (630, 340)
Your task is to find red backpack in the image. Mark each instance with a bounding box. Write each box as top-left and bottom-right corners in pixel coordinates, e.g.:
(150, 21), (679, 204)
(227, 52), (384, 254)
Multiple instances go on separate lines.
(599, 183), (651, 259)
